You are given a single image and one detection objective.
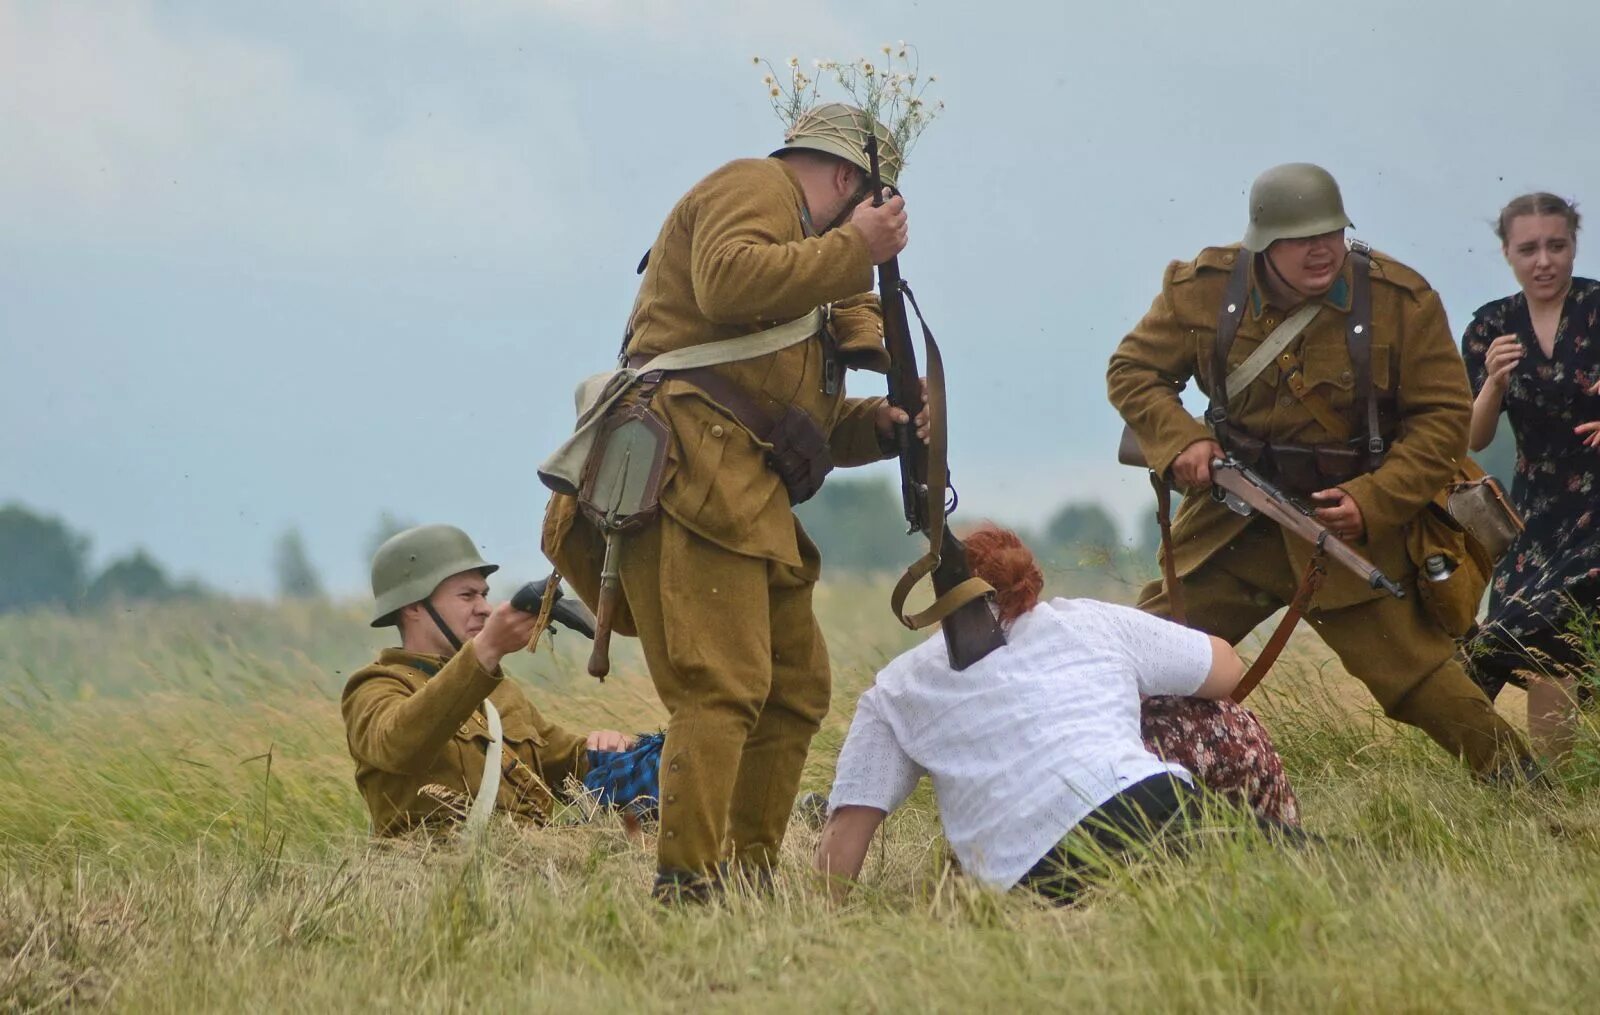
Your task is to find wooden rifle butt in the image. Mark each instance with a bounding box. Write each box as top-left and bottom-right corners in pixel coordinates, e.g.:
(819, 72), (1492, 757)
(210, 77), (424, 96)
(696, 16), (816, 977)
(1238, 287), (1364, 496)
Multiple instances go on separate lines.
(932, 529), (1007, 670)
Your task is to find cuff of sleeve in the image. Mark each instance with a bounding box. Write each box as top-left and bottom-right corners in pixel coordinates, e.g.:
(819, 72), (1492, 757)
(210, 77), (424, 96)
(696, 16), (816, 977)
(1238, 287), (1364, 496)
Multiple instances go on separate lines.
(1147, 418), (1214, 479)
(1337, 474), (1395, 539)
(832, 224), (875, 292)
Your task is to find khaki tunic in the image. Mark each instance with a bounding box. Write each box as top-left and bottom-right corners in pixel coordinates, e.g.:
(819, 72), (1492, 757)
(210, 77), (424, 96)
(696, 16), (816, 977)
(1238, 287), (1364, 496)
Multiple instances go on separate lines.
(1107, 244), (1473, 610)
(341, 643), (587, 836)
(542, 155), (892, 879)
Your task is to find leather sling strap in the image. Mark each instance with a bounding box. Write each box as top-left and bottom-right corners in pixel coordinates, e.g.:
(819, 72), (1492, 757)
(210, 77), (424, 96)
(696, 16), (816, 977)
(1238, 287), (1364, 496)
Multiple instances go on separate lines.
(1151, 472), (1186, 625)
(1231, 549), (1327, 704)
(889, 281), (994, 631)
(628, 359), (789, 440)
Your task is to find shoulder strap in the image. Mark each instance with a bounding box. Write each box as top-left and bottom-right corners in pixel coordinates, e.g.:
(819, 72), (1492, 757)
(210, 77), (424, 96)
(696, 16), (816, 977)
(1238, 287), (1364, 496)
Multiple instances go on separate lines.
(1206, 257), (1252, 428)
(1225, 301), (1322, 394)
(1345, 244), (1383, 456)
(464, 698), (504, 838)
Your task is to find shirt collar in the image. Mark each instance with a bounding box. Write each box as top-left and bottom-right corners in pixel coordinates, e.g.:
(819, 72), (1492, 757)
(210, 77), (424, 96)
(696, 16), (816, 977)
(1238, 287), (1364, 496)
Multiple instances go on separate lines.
(1248, 252), (1355, 320)
(378, 647), (447, 677)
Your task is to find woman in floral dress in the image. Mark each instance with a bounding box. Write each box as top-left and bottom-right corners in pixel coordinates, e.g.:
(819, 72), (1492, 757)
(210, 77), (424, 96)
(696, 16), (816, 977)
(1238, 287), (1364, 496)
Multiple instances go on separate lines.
(1461, 193), (1600, 760)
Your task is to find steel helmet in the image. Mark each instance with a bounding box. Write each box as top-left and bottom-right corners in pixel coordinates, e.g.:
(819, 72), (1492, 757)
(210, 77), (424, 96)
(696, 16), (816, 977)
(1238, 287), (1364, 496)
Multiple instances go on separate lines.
(370, 524), (497, 627)
(772, 102), (904, 189)
(1242, 162), (1355, 252)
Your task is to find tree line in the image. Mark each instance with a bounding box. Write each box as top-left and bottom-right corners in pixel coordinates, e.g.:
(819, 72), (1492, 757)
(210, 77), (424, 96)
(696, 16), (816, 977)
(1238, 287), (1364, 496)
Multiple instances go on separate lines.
(2, 428), (1514, 614)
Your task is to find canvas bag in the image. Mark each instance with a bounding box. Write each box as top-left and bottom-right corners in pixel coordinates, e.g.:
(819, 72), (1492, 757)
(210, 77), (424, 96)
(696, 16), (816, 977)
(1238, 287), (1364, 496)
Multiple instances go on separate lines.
(537, 308), (824, 496)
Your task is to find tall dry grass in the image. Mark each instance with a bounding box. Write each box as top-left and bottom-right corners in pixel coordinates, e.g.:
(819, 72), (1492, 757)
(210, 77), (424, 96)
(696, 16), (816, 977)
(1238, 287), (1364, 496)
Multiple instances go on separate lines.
(2, 583), (1598, 1012)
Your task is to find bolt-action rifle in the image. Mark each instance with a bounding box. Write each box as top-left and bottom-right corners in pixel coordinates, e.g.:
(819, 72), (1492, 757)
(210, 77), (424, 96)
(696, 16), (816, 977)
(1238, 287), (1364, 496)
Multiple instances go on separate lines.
(1208, 457), (1405, 598)
(867, 133), (1006, 671)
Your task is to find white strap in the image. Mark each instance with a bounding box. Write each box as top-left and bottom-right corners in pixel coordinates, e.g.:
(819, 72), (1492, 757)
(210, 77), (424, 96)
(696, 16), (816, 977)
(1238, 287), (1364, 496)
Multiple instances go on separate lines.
(1225, 301), (1323, 394)
(632, 307), (823, 375)
(464, 698), (503, 837)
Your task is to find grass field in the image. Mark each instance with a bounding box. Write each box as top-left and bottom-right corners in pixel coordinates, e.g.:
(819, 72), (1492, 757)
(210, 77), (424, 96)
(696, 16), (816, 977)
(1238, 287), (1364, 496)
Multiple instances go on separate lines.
(3, 578), (1599, 1013)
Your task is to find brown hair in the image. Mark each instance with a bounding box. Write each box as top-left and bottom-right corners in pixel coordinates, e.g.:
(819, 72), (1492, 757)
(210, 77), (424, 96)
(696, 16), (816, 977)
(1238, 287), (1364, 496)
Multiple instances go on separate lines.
(1495, 192), (1581, 243)
(963, 525), (1044, 627)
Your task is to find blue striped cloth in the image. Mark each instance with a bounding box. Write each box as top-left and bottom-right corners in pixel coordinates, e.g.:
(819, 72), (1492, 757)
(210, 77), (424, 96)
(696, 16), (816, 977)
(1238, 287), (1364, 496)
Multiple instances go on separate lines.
(583, 732), (664, 817)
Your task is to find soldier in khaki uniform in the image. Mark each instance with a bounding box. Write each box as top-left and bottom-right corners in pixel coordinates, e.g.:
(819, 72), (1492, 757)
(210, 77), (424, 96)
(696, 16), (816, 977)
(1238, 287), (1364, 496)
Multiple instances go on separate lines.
(544, 104), (923, 898)
(1107, 163), (1531, 778)
(342, 524), (632, 835)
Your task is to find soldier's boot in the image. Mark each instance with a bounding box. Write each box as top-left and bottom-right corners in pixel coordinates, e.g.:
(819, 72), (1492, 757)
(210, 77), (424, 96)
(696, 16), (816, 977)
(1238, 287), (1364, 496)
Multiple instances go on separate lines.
(1384, 660), (1532, 778)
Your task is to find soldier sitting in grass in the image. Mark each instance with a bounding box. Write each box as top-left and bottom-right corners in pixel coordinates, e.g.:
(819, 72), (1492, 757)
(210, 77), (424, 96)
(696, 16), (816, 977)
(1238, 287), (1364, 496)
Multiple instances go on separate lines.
(341, 524), (641, 836)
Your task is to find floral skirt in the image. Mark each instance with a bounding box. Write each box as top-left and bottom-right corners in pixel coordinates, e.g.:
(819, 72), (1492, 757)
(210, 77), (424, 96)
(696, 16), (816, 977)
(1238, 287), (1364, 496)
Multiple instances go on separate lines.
(1140, 696), (1299, 827)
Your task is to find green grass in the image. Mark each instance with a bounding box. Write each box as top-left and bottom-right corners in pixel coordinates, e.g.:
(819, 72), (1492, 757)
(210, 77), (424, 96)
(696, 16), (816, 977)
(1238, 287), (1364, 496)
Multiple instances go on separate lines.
(3, 585), (1599, 1012)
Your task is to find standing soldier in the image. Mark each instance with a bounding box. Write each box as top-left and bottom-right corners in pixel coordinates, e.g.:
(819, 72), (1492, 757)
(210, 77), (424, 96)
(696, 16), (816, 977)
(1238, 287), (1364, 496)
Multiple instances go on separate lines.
(544, 104), (925, 899)
(1107, 163), (1533, 779)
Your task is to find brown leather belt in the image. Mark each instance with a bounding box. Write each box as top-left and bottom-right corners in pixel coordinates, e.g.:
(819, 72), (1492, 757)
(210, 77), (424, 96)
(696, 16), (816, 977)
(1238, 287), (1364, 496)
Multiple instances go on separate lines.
(626, 356), (783, 441)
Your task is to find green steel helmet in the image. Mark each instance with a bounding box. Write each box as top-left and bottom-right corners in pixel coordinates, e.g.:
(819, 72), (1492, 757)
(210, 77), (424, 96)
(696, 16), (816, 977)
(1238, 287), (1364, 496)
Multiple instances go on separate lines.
(772, 102), (904, 189)
(1241, 162), (1355, 252)
(369, 524), (498, 628)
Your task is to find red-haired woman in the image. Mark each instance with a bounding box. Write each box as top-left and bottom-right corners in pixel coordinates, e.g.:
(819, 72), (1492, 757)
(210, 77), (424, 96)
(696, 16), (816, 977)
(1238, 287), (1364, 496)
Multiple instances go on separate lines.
(815, 525), (1298, 902)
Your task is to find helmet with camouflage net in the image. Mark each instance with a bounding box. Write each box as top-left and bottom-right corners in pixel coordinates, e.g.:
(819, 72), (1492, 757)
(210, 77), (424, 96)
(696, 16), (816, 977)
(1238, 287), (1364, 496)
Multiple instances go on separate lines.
(1241, 162), (1355, 252)
(369, 524), (498, 627)
(772, 102), (904, 190)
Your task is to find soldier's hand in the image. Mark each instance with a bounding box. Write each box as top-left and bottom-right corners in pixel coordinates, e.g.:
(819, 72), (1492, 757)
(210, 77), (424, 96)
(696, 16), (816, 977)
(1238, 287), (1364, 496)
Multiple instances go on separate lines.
(876, 377), (930, 444)
(585, 730), (636, 753)
(1171, 439), (1223, 491)
(1483, 334), (1523, 392)
(1311, 487), (1366, 542)
(849, 192), (908, 264)
(472, 601), (541, 673)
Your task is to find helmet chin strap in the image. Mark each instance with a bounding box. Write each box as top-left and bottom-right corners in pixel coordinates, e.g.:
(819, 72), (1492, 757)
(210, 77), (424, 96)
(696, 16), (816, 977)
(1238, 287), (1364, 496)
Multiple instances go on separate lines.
(422, 600), (464, 654)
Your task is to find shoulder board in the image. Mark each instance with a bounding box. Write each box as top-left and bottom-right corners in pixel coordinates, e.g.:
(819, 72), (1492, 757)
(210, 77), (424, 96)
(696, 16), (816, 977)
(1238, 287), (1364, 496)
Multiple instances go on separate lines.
(1169, 244), (1243, 284)
(1364, 248), (1434, 295)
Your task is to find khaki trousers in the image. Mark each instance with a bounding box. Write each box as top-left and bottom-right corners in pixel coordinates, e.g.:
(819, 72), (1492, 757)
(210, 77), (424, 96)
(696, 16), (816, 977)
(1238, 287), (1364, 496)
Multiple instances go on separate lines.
(1137, 519), (1529, 775)
(619, 513), (830, 877)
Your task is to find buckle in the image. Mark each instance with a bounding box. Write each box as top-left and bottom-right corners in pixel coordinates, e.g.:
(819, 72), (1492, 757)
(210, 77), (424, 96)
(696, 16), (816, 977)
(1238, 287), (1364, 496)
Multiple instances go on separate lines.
(1204, 406), (1228, 425)
(1367, 437), (1385, 455)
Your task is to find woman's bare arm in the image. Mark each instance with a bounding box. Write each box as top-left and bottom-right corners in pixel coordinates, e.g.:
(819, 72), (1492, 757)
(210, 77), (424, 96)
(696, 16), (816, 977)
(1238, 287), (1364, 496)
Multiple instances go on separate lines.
(814, 805), (888, 901)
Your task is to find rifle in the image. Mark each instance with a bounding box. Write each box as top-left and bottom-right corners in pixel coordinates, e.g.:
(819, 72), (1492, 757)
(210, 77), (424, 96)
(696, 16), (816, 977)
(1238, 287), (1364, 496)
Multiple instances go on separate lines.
(867, 133), (1006, 671)
(1209, 457), (1405, 598)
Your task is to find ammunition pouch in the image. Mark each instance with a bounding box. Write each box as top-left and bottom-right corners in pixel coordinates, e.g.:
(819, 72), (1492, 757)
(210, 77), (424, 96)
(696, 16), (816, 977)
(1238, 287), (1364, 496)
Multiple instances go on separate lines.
(672, 366), (834, 506)
(1215, 423), (1383, 497)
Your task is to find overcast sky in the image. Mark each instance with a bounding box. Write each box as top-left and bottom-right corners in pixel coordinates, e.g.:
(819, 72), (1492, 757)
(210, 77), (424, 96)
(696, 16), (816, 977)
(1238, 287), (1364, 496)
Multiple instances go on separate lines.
(3, 0), (1596, 595)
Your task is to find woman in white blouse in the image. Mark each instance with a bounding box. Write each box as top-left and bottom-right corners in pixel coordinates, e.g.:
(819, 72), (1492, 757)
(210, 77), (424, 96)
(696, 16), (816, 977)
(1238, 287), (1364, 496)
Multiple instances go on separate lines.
(816, 526), (1267, 902)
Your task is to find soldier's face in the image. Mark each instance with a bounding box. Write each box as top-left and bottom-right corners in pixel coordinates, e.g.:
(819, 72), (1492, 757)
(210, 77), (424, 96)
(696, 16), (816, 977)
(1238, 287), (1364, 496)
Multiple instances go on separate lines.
(1265, 230), (1347, 296)
(1503, 214), (1576, 303)
(423, 571), (492, 646)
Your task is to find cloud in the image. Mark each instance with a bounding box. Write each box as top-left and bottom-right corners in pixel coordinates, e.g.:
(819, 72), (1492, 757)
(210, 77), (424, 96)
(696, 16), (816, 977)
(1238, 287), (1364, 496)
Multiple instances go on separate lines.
(0, 0), (586, 265)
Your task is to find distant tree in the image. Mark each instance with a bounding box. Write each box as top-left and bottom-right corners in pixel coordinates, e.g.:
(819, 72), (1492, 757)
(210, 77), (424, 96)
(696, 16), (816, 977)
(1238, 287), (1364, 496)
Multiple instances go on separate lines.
(84, 550), (178, 608)
(0, 502), (90, 613)
(794, 476), (916, 572)
(1043, 502), (1121, 551)
(274, 528), (324, 599)
(364, 510), (417, 563)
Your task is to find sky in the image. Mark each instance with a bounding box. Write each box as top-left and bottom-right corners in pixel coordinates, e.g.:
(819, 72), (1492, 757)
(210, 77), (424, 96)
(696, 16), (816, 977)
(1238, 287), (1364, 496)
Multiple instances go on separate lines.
(3, 0), (1597, 596)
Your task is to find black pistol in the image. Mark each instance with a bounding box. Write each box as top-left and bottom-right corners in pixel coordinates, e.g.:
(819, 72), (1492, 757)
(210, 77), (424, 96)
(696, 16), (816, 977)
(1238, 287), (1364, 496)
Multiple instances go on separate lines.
(510, 575), (598, 639)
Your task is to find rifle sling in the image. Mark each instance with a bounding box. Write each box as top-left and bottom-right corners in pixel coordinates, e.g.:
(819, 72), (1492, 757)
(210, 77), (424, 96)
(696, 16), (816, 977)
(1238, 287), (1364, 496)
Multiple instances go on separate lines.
(888, 281), (993, 631)
(1230, 549), (1327, 704)
(1151, 472), (1186, 625)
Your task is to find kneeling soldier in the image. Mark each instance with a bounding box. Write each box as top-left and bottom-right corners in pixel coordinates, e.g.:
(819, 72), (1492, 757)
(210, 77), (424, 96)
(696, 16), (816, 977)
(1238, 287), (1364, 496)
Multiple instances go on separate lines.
(342, 524), (632, 835)
(1107, 163), (1532, 778)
